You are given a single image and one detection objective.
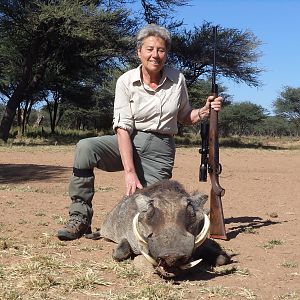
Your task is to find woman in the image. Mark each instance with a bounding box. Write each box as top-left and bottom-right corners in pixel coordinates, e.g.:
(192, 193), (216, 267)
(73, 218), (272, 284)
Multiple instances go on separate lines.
(57, 24), (222, 241)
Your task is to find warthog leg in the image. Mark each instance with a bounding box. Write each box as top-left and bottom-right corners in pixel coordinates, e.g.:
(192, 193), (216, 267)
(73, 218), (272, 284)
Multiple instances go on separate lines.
(112, 238), (133, 261)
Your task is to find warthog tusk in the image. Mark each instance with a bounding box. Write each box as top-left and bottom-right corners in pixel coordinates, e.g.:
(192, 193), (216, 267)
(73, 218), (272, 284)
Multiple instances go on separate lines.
(179, 258), (203, 270)
(132, 213), (158, 266)
(140, 250), (158, 267)
(194, 214), (210, 248)
(132, 213), (148, 245)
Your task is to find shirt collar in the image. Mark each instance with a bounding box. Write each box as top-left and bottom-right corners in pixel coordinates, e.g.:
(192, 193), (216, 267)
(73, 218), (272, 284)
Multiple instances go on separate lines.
(131, 65), (176, 84)
(162, 66), (176, 82)
(131, 65), (142, 84)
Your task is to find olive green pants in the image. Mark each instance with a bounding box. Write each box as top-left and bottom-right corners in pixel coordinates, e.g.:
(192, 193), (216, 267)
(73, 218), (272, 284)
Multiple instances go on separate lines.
(68, 131), (175, 223)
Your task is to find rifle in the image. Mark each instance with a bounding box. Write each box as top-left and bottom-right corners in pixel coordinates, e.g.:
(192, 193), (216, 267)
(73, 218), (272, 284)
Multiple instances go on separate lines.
(199, 26), (227, 240)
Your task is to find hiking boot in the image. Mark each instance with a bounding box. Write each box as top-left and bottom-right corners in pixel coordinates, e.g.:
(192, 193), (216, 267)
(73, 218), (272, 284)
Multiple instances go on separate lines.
(57, 215), (91, 241)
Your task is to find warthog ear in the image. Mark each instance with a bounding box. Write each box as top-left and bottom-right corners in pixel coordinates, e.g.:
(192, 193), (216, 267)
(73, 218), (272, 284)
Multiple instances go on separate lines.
(188, 192), (208, 211)
(134, 194), (152, 212)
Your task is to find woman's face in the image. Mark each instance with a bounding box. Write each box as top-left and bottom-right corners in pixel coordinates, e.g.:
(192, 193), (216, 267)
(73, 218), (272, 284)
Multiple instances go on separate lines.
(137, 36), (167, 75)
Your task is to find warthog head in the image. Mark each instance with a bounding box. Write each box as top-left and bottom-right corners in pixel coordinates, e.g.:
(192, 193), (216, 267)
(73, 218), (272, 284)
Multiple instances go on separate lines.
(132, 180), (210, 277)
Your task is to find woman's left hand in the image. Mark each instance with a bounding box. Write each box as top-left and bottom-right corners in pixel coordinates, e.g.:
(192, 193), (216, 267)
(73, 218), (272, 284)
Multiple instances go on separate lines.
(207, 95), (223, 111)
(197, 95), (223, 121)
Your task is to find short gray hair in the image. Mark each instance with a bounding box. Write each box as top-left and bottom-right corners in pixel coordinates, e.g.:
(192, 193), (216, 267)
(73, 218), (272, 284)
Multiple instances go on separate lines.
(136, 24), (171, 51)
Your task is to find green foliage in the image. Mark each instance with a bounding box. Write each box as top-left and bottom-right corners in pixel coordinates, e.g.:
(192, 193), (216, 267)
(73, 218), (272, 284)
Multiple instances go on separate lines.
(254, 116), (292, 137)
(0, 0), (136, 139)
(139, 0), (188, 26)
(273, 86), (300, 134)
(188, 79), (232, 108)
(170, 22), (263, 87)
(273, 86), (300, 119)
(188, 80), (212, 108)
(59, 106), (113, 130)
(219, 101), (267, 136)
(11, 126), (101, 145)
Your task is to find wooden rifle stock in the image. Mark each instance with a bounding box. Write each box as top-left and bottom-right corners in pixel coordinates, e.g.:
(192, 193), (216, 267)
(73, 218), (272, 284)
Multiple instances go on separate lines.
(208, 99), (227, 240)
(200, 26), (227, 240)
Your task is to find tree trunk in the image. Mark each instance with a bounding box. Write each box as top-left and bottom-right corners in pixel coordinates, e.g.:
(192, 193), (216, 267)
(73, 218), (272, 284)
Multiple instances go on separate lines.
(0, 22), (53, 142)
(0, 106), (17, 141)
(51, 97), (59, 134)
(0, 61), (48, 141)
(0, 78), (31, 141)
(25, 99), (34, 127)
(17, 106), (22, 135)
(21, 101), (30, 135)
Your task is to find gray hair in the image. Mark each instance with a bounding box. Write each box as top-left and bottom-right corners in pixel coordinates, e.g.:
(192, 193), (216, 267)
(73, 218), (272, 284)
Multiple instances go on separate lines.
(136, 24), (171, 51)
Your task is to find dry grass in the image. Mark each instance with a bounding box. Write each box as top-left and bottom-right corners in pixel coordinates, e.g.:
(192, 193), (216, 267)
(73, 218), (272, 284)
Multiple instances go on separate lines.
(0, 234), (267, 300)
(1, 140), (300, 300)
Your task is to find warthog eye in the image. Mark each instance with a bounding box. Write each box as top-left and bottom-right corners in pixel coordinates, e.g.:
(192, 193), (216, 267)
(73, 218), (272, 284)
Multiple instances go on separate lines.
(144, 206), (162, 227)
(146, 205), (155, 220)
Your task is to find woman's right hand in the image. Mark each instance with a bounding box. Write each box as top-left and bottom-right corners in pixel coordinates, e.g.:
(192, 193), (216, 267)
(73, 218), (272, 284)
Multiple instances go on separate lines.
(124, 170), (143, 196)
(116, 127), (143, 196)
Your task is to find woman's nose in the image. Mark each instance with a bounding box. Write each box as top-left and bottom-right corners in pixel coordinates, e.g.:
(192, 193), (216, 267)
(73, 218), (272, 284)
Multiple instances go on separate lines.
(151, 49), (159, 57)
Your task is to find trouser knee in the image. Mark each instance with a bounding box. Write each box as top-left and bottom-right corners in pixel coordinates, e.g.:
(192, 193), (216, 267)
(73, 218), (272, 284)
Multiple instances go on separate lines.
(74, 139), (98, 170)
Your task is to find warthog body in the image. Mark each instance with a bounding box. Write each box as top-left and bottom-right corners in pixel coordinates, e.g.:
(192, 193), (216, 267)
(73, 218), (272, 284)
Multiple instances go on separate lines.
(96, 180), (230, 277)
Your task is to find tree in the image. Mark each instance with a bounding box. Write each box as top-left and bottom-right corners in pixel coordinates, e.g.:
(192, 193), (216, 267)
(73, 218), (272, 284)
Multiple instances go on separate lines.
(0, 0), (135, 141)
(55, 67), (122, 131)
(255, 116), (291, 137)
(273, 86), (300, 134)
(170, 22), (263, 87)
(139, 0), (187, 26)
(219, 101), (267, 136)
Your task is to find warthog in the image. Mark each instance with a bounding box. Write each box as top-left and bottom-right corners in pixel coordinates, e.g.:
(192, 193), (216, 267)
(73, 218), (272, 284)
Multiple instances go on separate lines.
(88, 179), (230, 277)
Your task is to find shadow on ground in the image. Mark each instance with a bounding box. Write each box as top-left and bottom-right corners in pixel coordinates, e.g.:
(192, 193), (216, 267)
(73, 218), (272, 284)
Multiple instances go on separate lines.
(225, 216), (281, 240)
(0, 163), (71, 184)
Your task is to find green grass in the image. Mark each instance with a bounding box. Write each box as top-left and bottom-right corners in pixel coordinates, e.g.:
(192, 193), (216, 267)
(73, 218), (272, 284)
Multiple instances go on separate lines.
(95, 185), (116, 192)
(281, 261), (298, 268)
(278, 292), (299, 299)
(243, 227), (259, 234)
(101, 259), (141, 279)
(2, 128), (300, 150)
(0, 184), (46, 193)
(1, 126), (116, 147)
(262, 239), (284, 249)
(212, 266), (251, 276)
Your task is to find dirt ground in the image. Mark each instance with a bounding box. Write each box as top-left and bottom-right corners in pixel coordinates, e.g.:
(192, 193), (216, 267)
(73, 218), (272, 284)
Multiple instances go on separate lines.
(0, 144), (299, 300)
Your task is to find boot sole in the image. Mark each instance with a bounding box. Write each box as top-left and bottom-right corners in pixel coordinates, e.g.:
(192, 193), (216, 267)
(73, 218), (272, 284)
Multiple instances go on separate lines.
(56, 226), (91, 241)
(57, 231), (80, 241)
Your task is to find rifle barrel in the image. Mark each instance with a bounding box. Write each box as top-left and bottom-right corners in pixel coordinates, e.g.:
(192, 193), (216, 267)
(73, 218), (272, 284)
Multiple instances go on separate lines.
(208, 25), (227, 240)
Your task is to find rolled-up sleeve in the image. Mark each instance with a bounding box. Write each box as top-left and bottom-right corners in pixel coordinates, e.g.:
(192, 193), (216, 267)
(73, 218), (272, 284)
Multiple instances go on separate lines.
(113, 76), (134, 134)
(177, 74), (192, 124)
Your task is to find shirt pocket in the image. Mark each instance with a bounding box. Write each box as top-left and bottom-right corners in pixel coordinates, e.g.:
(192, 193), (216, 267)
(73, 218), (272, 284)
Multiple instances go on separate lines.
(131, 93), (159, 122)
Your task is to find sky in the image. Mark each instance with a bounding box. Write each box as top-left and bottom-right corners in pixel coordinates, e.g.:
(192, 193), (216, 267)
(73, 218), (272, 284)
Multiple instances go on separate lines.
(174, 0), (300, 114)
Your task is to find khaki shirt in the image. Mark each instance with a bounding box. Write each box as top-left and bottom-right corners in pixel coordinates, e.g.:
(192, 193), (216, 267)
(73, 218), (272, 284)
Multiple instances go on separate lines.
(113, 65), (192, 135)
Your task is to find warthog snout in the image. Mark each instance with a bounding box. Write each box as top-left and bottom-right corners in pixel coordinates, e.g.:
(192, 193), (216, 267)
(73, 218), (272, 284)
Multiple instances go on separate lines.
(158, 253), (189, 268)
